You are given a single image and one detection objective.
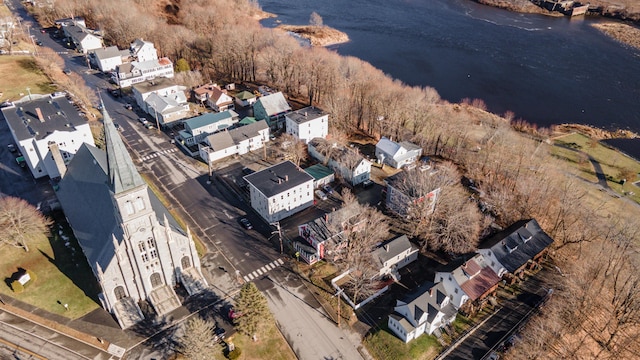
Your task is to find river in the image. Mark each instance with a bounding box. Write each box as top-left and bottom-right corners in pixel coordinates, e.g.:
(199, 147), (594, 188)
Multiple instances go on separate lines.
(259, 0), (640, 135)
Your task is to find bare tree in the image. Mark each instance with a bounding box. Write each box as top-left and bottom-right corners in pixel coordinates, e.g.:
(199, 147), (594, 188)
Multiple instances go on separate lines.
(175, 316), (219, 360)
(0, 197), (52, 252)
(309, 11), (323, 27)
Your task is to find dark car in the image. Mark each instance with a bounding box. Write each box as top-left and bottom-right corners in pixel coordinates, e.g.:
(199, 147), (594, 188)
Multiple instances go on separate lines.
(214, 327), (226, 340)
(239, 218), (253, 230)
(110, 89), (120, 97)
(63, 69), (72, 75)
(362, 179), (374, 188)
(124, 103), (133, 110)
(322, 184), (334, 194)
(8, 144), (17, 153)
(35, 40), (43, 46)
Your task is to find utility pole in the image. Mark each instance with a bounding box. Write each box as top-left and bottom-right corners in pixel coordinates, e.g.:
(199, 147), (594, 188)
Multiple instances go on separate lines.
(271, 221), (282, 254)
(334, 289), (344, 327)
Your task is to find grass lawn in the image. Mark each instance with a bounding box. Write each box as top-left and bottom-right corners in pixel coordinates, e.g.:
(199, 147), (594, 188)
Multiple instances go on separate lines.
(553, 133), (640, 203)
(0, 212), (101, 319)
(364, 321), (442, 360)
(208, 323), (296, 360)
(0, 56), (57, 102)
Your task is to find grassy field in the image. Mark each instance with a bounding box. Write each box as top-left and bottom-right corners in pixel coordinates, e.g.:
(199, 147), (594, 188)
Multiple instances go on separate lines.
(553, 133), (640, 203)
(0, 213), (101, 319)
(364, 321), (442, 360)
(0, 56), (57, 102)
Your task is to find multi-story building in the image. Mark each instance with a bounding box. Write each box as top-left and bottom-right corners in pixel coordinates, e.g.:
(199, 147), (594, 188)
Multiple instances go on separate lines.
(308, 138), (371, 186)
(285, 106), (329, 144)
(1, 93), (95, 179)
(244, 161), (314, 223)
(112, 57), (174, 88)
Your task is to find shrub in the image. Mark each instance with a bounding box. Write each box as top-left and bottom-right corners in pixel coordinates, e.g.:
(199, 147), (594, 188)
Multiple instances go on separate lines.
(226, 348), (242, 360)
(11, 280), (24, 293)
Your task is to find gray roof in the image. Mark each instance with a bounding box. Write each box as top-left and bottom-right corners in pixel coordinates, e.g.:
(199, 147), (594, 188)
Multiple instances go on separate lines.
(395, 281), (453, 326)
(56, 144), (183, 270)
(479, 219), (554, 273)
(132, 78), (178, 94)
(244, 160), (313, 198)
(229, 120), (268, 143)
(286, 106), (327, 124)
(103, 108), (145, 194)
(1, 93), (85, 141)
(376, 137), (422, 162)
(92, 46), (127, 60)
(206, 131), (235, 152)
(373, 235), (416, 265)
(255, 92), (291, 117)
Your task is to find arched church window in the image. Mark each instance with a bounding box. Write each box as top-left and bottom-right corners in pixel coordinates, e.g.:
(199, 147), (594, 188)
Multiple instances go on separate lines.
(134, 197), (145, 211)
(147, 237), (156, 249)
(124, 201), (134, 215)
(150, 273), (163, 288)
(114, 286), (126, 300)
(181, 256), (191, 269)
(138, 242), (145, 253)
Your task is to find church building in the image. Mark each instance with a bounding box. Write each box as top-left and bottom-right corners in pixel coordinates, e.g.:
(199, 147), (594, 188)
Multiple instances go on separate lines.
(56, 107), (207, 328)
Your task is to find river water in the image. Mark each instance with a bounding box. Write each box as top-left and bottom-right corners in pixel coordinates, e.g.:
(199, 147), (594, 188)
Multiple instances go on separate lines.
(260, 0), (640, 135)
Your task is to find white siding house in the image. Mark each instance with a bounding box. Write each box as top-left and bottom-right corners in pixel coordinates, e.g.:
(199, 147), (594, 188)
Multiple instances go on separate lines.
(112, 58), (174, 88)
(308, 138), (371, 186)
(1, 93), (95, 179)
(198, 120), (270, 163)
(179, 110), (240, 146)
(285, 106), (329, 144)
(244, 161), (314, 223)
(130, 39), (158, 62)
(132, 79), (187, 111)
(373, 235), (419, 279)
(91, 46), (130, 72)
(434, 254), (501, 309)
(375, 137), (422, 169)
(388, 282), (457, 343)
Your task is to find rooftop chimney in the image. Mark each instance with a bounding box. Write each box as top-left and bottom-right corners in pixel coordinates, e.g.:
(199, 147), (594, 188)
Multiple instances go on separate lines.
(35, 108), (45, 122)
(429, 288), (433, 296)
(384, 244), (389, 252)
(285, 175), (289, 181)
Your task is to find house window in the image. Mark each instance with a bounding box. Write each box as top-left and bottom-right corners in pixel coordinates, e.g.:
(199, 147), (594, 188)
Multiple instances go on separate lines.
(147, 238), (156, 249)
(141, 253), (149, 262)
(150, 249), (158, 259)
(491, 261), (495, 266)
(454, 288), (458, 294)
(138, 242), (145, 252)
(448, 276), (452, 281)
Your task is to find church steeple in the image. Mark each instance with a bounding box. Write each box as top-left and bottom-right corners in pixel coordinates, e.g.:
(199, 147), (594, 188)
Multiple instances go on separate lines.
(102, 103), (145, 194)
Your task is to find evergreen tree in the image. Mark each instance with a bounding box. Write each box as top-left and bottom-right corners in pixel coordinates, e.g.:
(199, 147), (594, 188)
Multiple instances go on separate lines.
(234, 282), (273, 340)
(175, 58), (191, 72)
(176, 316), (219, 360)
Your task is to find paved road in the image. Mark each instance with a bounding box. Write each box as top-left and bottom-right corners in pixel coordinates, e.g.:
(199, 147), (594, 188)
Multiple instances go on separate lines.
(0, 310), (115, 360)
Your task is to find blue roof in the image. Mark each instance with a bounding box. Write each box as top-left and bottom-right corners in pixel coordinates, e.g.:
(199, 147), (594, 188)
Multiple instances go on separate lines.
(184, 110), (238, 130)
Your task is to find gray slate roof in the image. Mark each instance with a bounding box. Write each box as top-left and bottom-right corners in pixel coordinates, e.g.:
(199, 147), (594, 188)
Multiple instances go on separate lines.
(479, 219), (554, 273)
(395, 281), (454, 326)
(206, 131), (235, 152)
(1, 93), (85, 141)
(229, 120), (268, 143)
(244, 160), (313, 198)
(56, 143), (182, 270)
(103, 108), (145, 194)
(92, 46), (128, 60)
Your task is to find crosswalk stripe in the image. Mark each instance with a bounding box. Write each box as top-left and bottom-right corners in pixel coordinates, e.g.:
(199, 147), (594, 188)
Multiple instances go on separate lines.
(251, 271), (258, 278)
(256, 268), (263, 275)
(277, 258), (284, 265)
(264, 264), (273, 271)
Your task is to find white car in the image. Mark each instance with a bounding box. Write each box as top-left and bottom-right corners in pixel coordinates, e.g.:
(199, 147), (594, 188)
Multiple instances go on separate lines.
(315, 190), (327, 200)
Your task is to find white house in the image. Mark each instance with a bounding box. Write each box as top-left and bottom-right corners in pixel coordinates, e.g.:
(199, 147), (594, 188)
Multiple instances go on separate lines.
(434, 254), (501, 309)
(384, 169), (441, 218)
(234, 90), (257, 108)
(372, 235), (419, 279)
(132, 78), (187, 111)
(56, 108), (207, 328)
(375, 137), (422, 169)
(388, 282), (457, 343)
(285, 106), (329, 144)
(112, 57), (174, 88)
(308, 138), (371, 186)
(477, 219), (554, 279)
(244, 161), (314, 223)
(91, 46), (130, 72)
(178, 110), (240, 146)
(198, 120), (270, 163)
(205, 87), (234, 112)
(59, 19), (103, 53)
(145, 92), (190, 127)
(253, 92), (291, 129)
(303, 164), (335, 189)
(1, 93), (95, 179)
(130, 38), (158, 62)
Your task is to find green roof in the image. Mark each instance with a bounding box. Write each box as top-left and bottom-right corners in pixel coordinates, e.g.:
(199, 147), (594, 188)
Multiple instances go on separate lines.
(235, 90), (256, 100)
(239, 116), (256, 125)
(304, 164), (334, 180)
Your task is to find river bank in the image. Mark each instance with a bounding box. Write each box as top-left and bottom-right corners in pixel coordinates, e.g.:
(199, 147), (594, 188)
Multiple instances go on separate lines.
(277, 24), (349, 46)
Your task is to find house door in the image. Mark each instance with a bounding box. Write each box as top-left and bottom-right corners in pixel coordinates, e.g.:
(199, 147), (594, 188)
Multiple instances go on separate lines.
(150, 273), (163, 288)
(114, 286), (126, 300)
(181, 256), (191, 269)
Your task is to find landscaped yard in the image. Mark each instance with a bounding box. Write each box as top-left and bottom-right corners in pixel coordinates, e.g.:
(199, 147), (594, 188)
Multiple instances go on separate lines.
(0, 213), (100, 319)
(364, 321), (442, 360)
(201, 323), (296, 360)
(0, 56), (57, 102)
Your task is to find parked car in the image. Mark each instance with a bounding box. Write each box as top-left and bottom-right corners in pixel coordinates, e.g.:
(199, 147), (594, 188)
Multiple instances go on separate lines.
(63, 69), (72, 75)
(322, 184), (334, 194)
(114, 123), (122, 131)
(315, 189), (327, 200)
(124, 103), (133, 110)
(362, 179), (374, 188)
(214, 327), (226, 340)
(240, 218), (253, 230)
(35, 40), (43, 46)
(7, 144), (17, 153)
(138, 118), (148, 124)
(110, 89), (119, 97)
